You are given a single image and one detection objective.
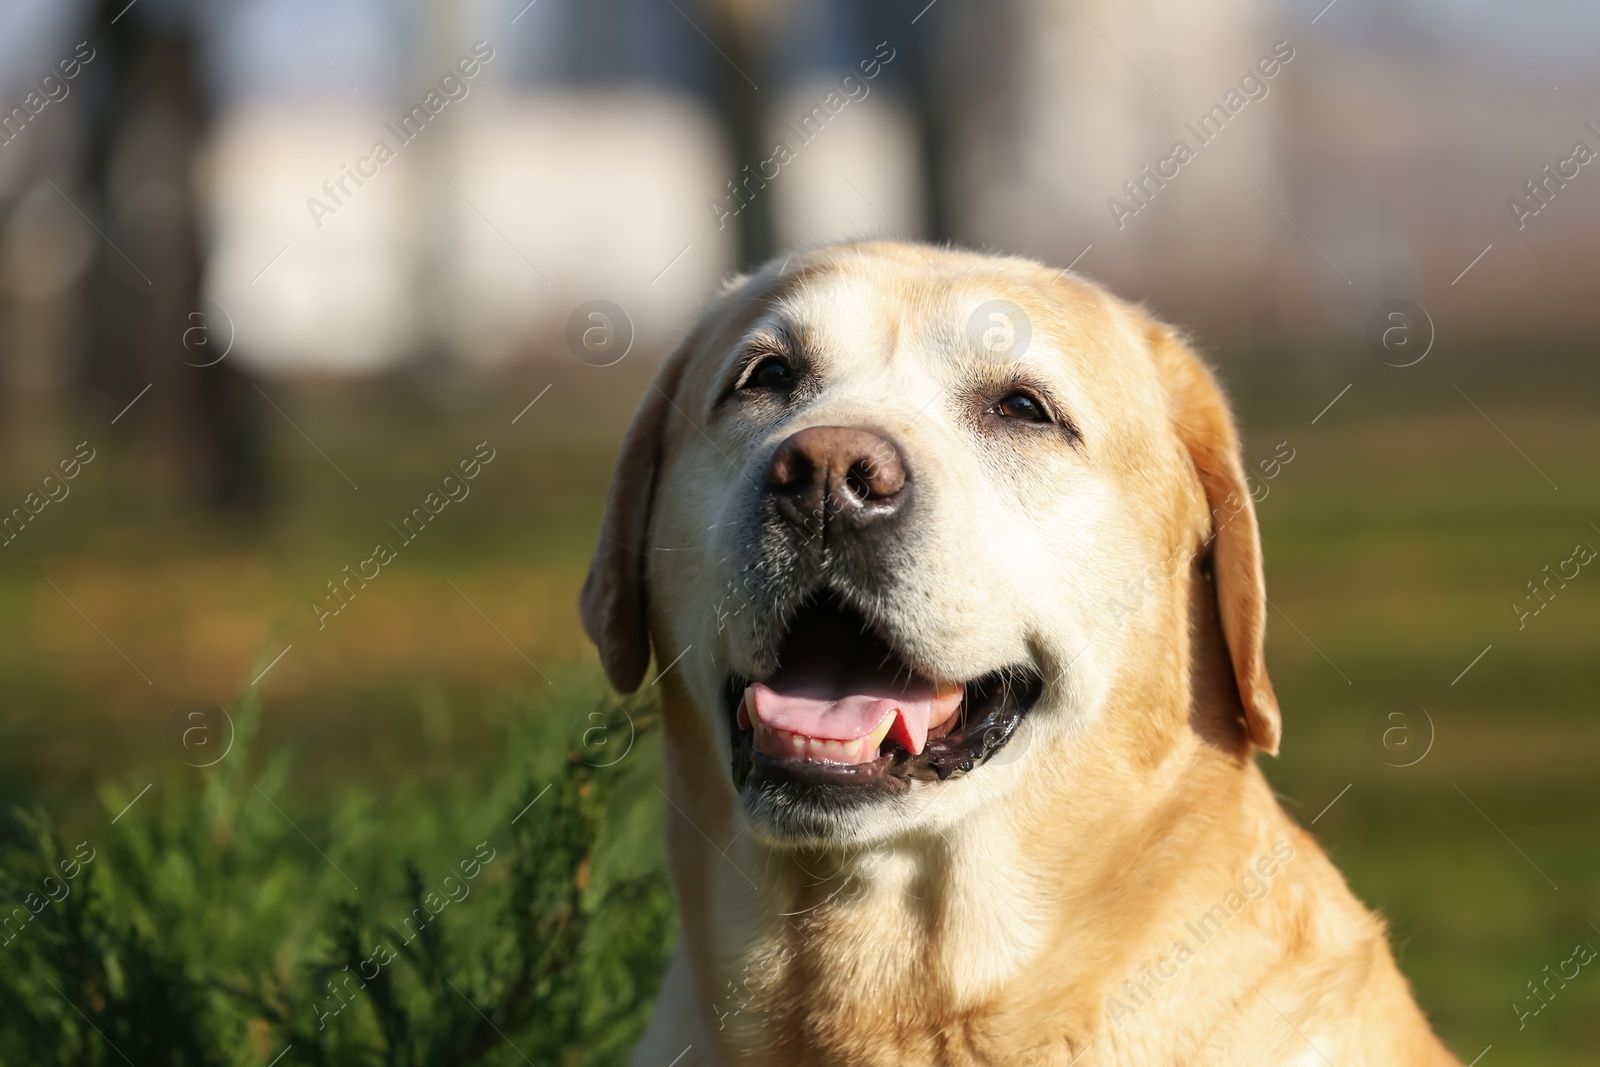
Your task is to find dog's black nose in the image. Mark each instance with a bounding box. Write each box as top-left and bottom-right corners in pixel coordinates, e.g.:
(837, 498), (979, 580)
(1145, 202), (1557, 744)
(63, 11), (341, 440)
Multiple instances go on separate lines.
(764, 426), (907, 534)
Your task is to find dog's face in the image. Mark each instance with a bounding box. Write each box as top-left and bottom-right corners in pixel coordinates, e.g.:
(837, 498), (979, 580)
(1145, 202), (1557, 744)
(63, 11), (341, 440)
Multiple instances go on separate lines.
(583, 243), (1278, 847)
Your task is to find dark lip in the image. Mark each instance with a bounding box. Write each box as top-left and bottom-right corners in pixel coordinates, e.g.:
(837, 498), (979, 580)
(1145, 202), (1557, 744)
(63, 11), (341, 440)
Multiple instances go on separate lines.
(724, 656), (1044, 797)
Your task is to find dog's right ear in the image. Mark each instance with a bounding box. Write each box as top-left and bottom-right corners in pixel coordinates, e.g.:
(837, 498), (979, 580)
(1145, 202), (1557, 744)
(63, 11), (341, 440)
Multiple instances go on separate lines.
(580, 311), (716, 693)
(582, 269), (773, 691)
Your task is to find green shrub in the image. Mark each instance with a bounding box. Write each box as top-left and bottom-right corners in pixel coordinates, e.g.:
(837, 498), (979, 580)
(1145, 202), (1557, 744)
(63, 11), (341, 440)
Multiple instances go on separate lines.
(0, 680), (675, 1066)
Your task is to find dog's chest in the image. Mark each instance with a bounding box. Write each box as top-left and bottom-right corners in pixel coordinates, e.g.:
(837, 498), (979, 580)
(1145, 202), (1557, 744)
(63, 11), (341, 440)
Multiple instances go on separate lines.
(708, 851), (1077, 1066)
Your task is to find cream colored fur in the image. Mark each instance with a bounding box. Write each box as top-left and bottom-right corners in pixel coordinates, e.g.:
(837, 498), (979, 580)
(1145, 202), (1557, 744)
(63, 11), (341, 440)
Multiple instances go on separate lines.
(582, 242), (1460, 1066)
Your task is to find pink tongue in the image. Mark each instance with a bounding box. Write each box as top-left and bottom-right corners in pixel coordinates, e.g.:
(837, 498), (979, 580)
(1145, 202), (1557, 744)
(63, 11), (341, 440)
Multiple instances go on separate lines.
(743, 606), (963, 765)
(746, 679), (962, 758)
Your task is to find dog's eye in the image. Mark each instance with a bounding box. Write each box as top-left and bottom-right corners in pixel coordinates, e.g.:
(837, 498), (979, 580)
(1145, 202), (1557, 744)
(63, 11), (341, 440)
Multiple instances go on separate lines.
(991, 390), (1050, 423)
(743, 355), (795, 391)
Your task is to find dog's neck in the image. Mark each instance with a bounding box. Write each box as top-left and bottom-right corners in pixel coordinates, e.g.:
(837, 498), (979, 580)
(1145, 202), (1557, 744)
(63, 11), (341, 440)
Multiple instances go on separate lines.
(658, 673), (1283, 1064)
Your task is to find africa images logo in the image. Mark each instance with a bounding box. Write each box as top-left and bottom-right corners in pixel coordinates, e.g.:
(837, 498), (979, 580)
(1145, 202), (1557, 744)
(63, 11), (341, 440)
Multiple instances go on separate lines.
(1106, 41), (1295, 229)
(305, 41), (495, 229)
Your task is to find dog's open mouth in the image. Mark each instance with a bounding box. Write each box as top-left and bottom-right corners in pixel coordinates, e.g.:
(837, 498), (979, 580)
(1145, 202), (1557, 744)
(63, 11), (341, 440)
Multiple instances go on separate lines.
(727, 597), (1042, 794)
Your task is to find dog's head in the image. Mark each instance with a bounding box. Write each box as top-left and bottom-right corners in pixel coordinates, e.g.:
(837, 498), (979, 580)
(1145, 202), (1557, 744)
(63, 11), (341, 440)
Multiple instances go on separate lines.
(582, 242), (1277, 846)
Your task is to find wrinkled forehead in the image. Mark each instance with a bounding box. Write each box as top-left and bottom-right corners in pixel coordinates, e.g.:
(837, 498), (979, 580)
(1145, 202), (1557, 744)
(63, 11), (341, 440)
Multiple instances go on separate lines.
(685, 248), (1164, 427)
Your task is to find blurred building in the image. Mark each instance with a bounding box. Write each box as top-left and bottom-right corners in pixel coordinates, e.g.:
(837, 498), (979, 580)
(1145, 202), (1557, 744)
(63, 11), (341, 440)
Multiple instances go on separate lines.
(0, 0), (1596, 404)
(201, 0), (926, 375)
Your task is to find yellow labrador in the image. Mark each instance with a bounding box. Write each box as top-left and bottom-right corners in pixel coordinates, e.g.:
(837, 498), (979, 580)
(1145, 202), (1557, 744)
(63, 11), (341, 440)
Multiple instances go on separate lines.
(582, 242), (1460, 1066)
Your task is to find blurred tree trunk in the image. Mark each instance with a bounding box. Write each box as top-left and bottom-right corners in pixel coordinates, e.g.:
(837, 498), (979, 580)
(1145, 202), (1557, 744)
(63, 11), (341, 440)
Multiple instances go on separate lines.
(85, 0), (266, 512)
(706, 0), (776, 270)
(902, 0), (952, 245)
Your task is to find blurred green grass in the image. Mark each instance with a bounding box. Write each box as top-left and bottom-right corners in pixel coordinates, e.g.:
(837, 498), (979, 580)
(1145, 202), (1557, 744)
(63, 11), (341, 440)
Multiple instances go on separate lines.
(1, 366), (1597, 1062)
(1243, 392), (1600, 1063)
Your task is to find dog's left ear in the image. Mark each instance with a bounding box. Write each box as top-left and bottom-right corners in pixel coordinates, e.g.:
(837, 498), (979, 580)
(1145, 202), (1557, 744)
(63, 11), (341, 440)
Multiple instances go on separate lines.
(579, 334), (700, 694)
(1145, 318), (1281, 754)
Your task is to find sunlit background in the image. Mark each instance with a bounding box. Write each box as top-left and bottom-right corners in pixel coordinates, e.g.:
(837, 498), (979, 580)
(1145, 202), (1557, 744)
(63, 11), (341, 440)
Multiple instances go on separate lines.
(1, 0), (1597, 1062)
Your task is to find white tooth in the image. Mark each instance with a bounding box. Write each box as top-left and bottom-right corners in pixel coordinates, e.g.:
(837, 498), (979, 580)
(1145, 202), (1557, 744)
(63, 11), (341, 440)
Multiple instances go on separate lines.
(866, 710), (895, 752)
(763, 727), (890, 764)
